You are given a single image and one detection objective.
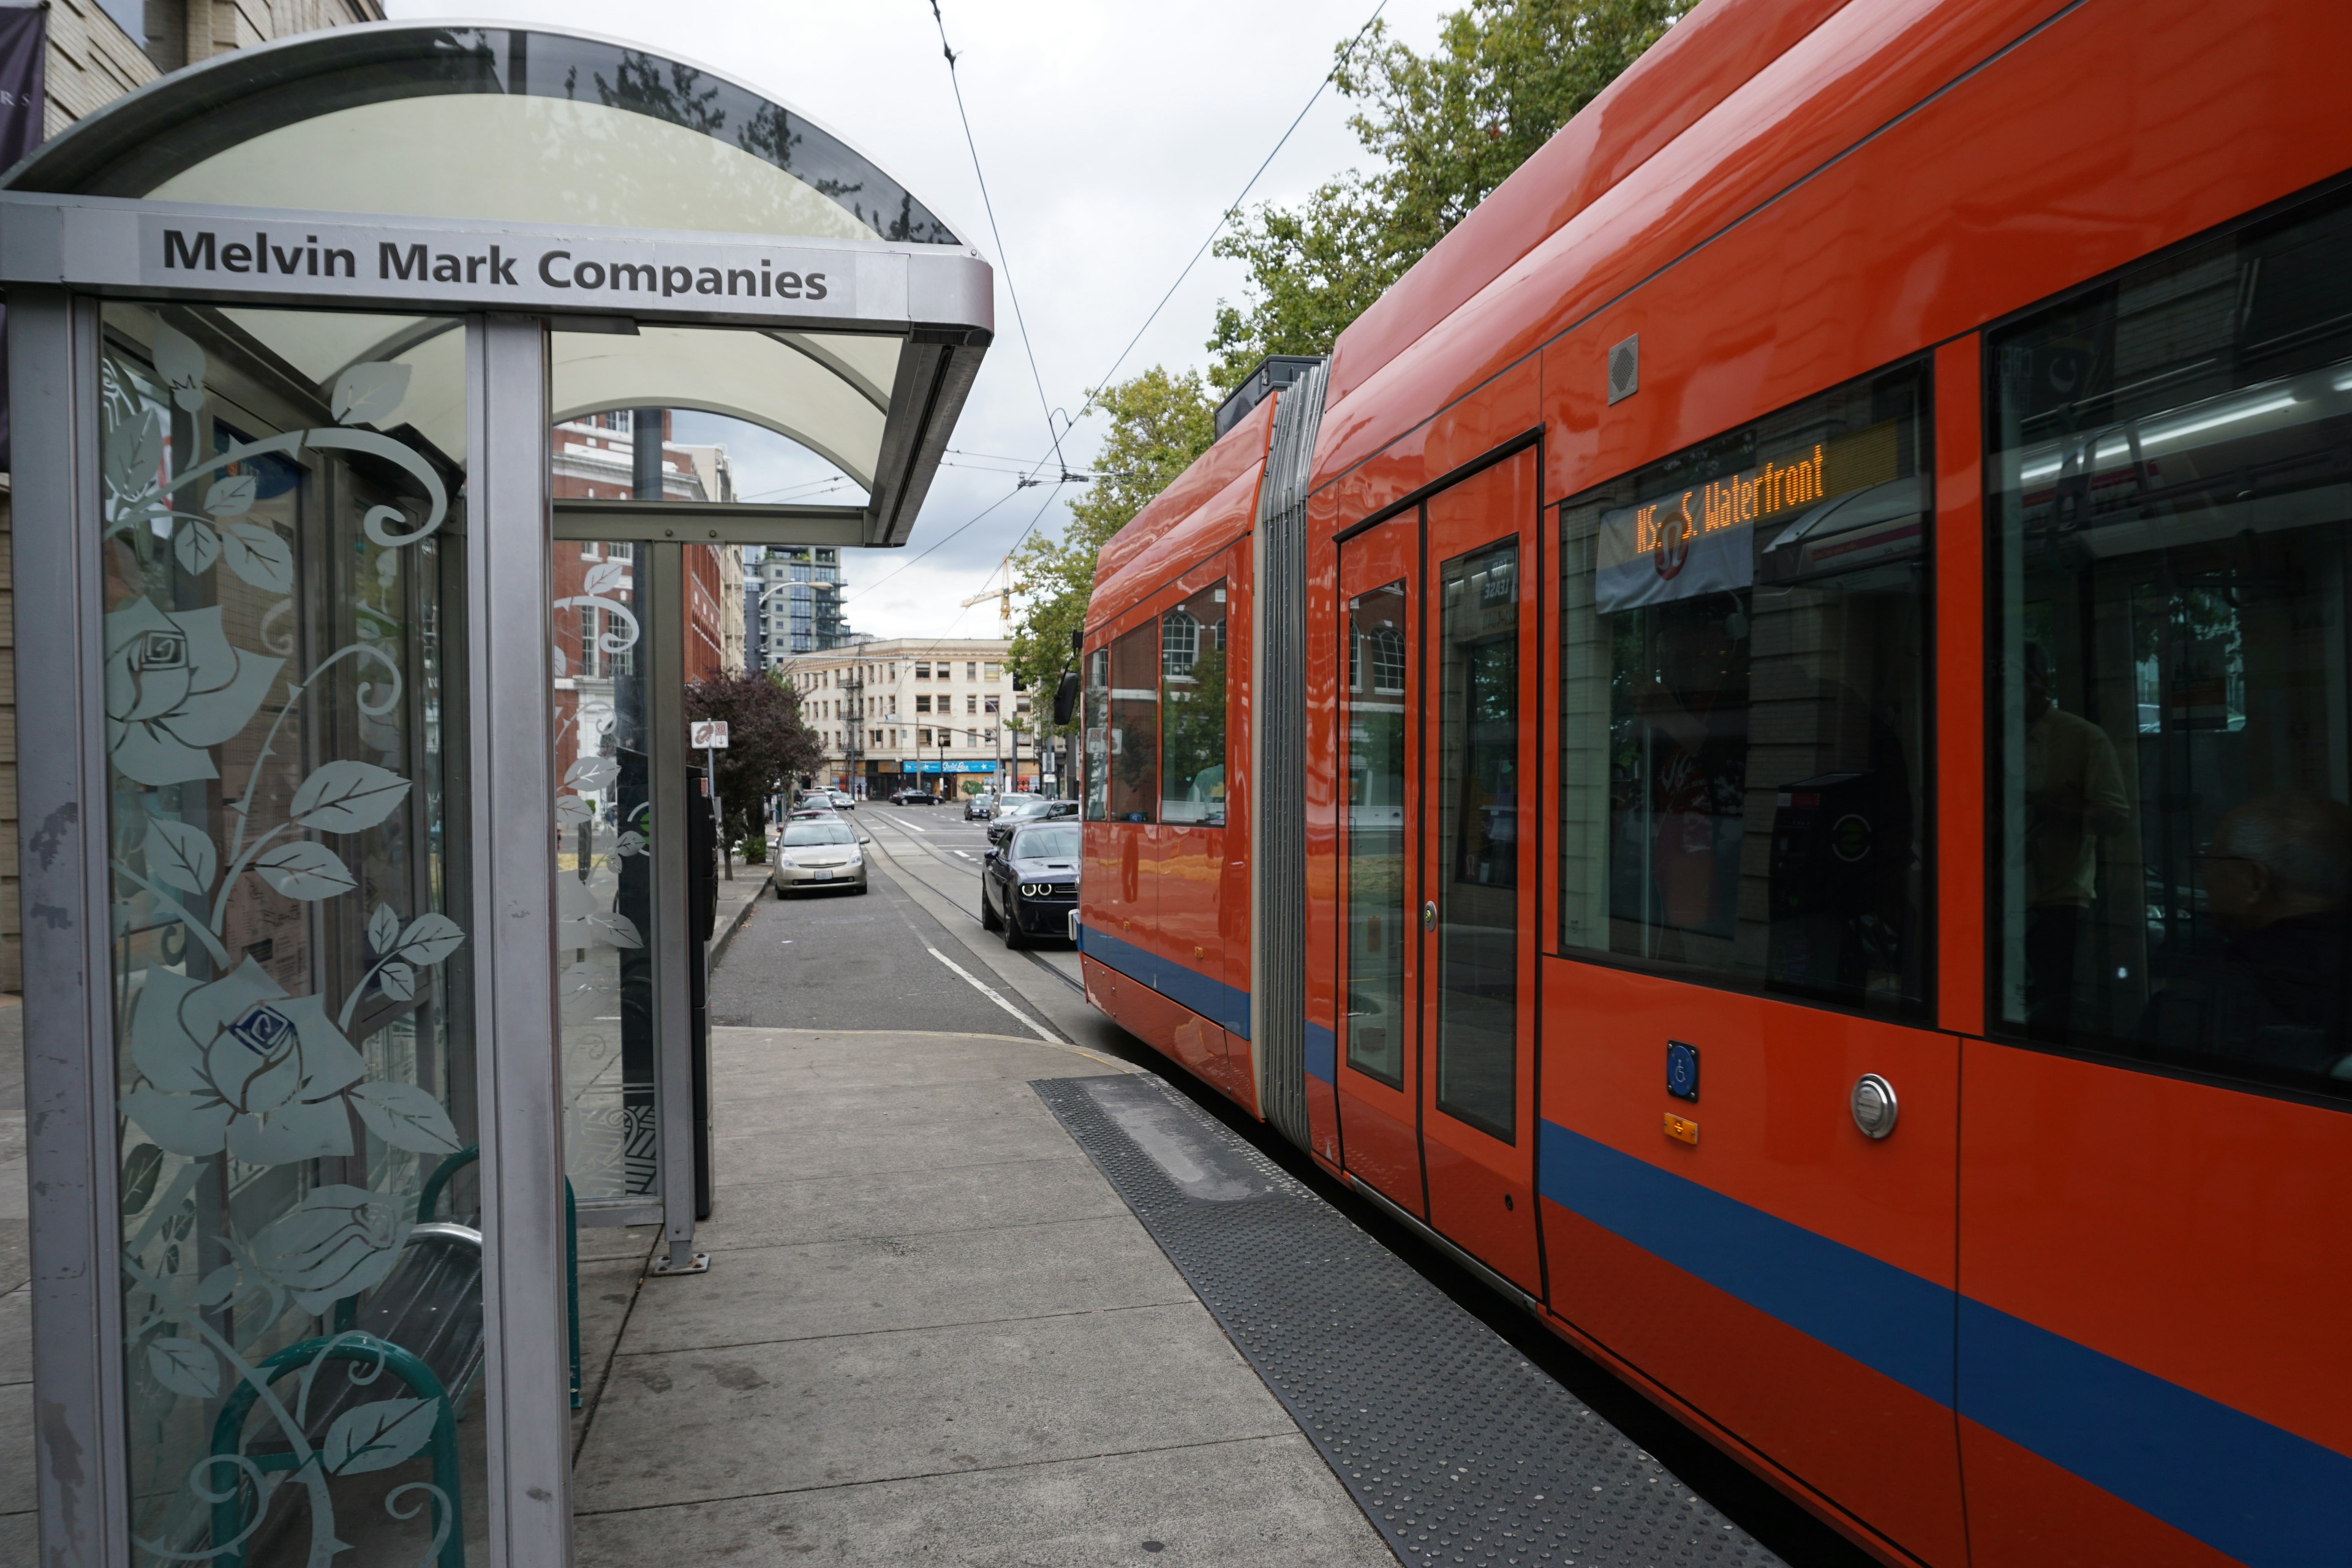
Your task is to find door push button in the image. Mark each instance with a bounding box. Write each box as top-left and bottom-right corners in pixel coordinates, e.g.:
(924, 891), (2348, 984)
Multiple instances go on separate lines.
(1666, 1042), (1700, 1101)
(1850, 1073), (1899, 1139)
(1422, 900), (1438, 932)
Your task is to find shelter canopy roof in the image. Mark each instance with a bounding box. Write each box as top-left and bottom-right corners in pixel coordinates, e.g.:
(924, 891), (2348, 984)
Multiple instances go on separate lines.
(0, 23), (988, 546)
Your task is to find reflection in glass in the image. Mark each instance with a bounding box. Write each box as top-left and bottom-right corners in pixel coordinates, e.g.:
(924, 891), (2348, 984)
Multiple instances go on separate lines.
(1083, 647), (1110, 822)
(555, 545), (660, 1203)
(1990, 189), (2352, 1100)
(1107, 624), (1159, 824)
(1437, 546), (1518, 1138)
(99, 304), (483, 1564)
(1346, 582), (1410, 1087)
(1559, 365), (1931, 1017)
(1160, 581), (1229, 824)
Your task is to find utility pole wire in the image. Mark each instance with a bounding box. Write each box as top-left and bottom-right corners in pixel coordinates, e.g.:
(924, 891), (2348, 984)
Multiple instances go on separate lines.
(930, 0), (1070, 481)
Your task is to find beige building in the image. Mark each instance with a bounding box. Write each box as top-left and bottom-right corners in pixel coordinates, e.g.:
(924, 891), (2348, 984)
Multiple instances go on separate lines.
(777, 637), (1042, 799)
(0, 0), (385, 990)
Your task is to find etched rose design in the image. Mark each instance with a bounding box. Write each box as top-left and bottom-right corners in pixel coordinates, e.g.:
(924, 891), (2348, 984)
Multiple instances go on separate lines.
(120, 959), (366, 1166)
(105, 598), (284, 786)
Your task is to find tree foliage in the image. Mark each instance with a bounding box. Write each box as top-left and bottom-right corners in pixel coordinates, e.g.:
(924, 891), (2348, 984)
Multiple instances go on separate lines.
(1209, 0), (1694, 389)
(1005, 368), (1217, 734)
(684, 671), (822, 848)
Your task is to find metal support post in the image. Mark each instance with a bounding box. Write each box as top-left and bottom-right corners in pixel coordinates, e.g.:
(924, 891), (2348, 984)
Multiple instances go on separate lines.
(646, 541), (709, 1277)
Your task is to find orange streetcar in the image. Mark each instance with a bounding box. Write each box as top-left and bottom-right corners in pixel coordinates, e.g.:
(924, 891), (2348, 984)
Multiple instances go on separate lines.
(1076, 1), (2352, 1562)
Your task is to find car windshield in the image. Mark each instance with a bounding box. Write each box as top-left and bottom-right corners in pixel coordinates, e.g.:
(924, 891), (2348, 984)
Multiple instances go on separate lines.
(783, 823), (856, 846)
(1016, 825), (1080, 859)
(1009, 799), (1050, 818)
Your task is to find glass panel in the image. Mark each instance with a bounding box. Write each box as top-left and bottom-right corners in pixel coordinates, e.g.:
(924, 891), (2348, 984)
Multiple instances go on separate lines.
(1106, 624), (1159, 824)
(100, 304), (483, 1563)
(1346, 581), (1411, 1087)
(556, 545), (661, 1204)
(1160, 581), (1229, 825)
(1083, 647), (1109, 821)
(1436, 545), (1520, 1137)
(1559, 363), (1931, 1016)
(1989, 188), (2352, 1101)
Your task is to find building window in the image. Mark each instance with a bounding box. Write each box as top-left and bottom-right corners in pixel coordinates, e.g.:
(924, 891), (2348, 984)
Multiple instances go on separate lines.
(916, 695), (931, 714)
(985, 695), (1000, 715)
(966, 695), (978, 715)
(916, 662), (931, 679)
(985, 662), (1001, 679)
(967, 662), (978, 680)
(919, 728), (932, 747)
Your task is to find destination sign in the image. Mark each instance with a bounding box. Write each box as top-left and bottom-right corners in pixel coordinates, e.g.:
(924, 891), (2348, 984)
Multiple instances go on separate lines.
(1593, 420), (1902, 612)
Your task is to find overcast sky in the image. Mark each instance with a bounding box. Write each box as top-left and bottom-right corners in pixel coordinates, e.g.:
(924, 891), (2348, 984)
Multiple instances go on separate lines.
(380, 0), (1450, 639)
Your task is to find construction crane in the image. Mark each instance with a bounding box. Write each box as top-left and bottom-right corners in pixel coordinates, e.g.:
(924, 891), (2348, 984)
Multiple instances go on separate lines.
(959, 558), (1025, 625)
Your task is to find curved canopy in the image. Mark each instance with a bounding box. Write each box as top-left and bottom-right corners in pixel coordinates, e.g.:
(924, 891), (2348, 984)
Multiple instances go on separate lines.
(1, 24), (960, 246)
(0, 23), (990, 548)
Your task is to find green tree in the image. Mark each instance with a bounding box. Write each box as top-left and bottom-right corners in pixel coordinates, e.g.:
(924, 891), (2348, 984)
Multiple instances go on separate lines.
(1005, 366), (1217, 745)
(1209, 0), (1695, 389)
(684, 669), (822, 853)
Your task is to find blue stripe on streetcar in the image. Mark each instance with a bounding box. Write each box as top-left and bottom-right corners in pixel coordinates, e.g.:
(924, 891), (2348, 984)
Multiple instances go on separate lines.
(1305, 1022), (1336, 1084)
(1536, 1118), (2352, 1567)
(1076, 922), (1250, 1039)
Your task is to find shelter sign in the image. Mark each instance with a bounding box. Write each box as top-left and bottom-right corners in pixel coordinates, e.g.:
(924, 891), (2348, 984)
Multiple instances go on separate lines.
(691, 721), (731, 750)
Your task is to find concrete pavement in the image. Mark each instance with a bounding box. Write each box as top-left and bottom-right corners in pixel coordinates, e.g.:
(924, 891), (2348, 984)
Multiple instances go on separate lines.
(568, 1025), (1395, 1567)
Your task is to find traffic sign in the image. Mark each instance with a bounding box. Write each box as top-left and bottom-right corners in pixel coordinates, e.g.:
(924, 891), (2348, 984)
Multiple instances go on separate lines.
(690, 720), (730, 750)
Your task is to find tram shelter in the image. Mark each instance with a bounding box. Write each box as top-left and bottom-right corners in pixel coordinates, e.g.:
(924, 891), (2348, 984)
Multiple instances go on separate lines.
(0, 24), (990, 1565)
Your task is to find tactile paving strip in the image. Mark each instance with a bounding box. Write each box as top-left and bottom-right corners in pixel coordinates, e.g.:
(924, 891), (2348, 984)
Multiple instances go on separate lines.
(1034, 1074), (1784, 1568)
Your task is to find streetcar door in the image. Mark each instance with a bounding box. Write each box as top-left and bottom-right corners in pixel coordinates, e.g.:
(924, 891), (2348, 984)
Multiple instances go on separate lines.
(1419, 451), (1543, 1291)
(1336, 514), (1424, 1213)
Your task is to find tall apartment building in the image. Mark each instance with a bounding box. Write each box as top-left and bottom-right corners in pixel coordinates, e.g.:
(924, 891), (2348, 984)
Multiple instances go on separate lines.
(0, 0), (385, 991)
(748, 545), (849, 663)
(775, 638), (1039, 799)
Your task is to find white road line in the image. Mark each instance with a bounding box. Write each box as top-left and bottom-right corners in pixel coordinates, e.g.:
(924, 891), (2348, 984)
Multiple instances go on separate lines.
(899, 820), (927, 834)
(954, 849), (974, 861)
(922, 943), (1057, 1044)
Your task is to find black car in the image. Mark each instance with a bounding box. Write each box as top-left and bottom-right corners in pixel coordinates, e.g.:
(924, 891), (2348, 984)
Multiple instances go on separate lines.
(984, 796), (1077, 850)
(981, 821), (1079, 948)
(892, 788), (940, 805)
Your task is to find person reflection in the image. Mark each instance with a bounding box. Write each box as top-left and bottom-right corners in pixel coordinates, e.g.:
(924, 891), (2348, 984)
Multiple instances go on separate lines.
(1629, 598), (1747, 940)
(2144, 793), (2352, 1079)
(2020, 643), (2129, 1039)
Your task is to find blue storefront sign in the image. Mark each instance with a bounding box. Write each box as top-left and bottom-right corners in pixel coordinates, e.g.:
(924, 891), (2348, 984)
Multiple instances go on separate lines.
(911, 758), (999, 774)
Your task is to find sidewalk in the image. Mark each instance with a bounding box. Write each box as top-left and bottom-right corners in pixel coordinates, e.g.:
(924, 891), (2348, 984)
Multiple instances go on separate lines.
(568, 1026), (1394, 1567)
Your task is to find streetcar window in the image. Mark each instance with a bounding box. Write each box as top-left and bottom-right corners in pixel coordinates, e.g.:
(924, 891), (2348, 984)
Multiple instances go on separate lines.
(1438, 542), (1521, 1136)
(1161, 581), (1229, 826)
(1082, 646), (1110, 823)
(1106, 622), (1159, 823)
(1346, 581), (1411, 1087)
(1989, 188), (2352, 1103)
(1558, 363), (1931, 1017)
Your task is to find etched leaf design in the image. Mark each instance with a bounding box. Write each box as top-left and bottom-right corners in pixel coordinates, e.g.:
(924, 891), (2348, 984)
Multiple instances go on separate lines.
(104, 407), (165, 500)
(144, 818), (216, 894)
(290, 760), (410, 833)
(369, 903), (401, 954)
(151, 322), (208, 412)
(194, 1264), (243, 1308)
(564, 756), (619, 792)
(220, 522), (295, 594)
(119, 1143), (165, 1215)
(253, 841), (357, 900)
(349, 1080), (460, 1155)
(322, 1397), (438, 1476)
(172, 519), (220, 576)
(556, 794), (593, 825)
(377, 962), (417, 1003)
(332, 363), (413, 428)
(202, 475), (258, 518)
(145, 1337), (220, 1400)
(248, 1184), (404, 1313)
(392, 913), (465, 967)
(587, 910), (642, 949)
(582, 559), (627, 597)
(551, 639), (569, 679)
(614, 831), (647, 857)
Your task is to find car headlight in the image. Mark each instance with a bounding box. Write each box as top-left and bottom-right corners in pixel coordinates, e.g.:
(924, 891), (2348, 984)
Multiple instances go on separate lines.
(1019, 882), (1065, 898)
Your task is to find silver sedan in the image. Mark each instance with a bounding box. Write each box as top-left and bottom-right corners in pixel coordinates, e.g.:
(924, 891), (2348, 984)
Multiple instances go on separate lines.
(771, 819), (867, 895)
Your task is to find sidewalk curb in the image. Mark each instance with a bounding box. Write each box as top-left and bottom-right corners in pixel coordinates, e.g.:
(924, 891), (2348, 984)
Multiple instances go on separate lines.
(707, 876), (763, 970)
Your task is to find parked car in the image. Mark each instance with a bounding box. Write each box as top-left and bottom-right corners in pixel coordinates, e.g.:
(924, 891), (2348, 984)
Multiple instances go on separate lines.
(984, 796), (1077, 849)
(892, 788), (940, 805)
(989, 791), (1039, 819)
(771, 818), (865, 896)
(963, 790), (997, 821)
(828, 789), (856, 810)
(796, 789), (834, 810)
(981, 820), (1079, 947)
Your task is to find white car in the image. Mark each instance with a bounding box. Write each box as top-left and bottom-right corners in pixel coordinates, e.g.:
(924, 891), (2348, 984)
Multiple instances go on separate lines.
(771, 819), (867, 895)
